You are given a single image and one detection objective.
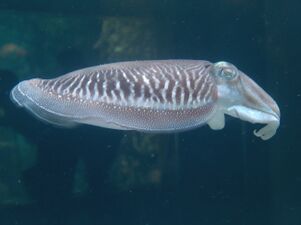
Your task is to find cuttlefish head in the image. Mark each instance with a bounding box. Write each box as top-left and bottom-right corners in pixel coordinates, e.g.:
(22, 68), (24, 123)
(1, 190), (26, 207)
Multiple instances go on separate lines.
(210, 61), (280, 140)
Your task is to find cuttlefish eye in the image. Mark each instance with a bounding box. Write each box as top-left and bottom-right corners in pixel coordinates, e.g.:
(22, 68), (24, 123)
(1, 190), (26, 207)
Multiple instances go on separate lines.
(212, 61), (238, 80)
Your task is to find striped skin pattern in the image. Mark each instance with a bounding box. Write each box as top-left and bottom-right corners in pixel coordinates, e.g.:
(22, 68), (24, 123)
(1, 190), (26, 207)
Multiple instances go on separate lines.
(10, 60), (218, 131)
(38, 60), (216, 110)
(10, 60), (281, 139)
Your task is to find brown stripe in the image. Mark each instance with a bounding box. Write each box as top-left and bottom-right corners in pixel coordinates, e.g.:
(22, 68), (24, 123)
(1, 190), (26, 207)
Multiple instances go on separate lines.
(164, 74), (175, 103)
(59, 77), (76, 94)
(81, 76), (89, 97)
(179, 73), (190, 104)
(96, 80), (104, 97)
(106, 78), (115, 98)
(52, 78), (64, 92)
(198, 77), (210, 101)
(193, 75), (207, 100)
(67, 76), (81, 93)
(114, 89), (121, 100)
(148, 76), (164, 103)
(153, 79), (165, 103)
(144, 85), (151, 99)
(116, 71), (131, 99)
(175, 87), (181, 104)
(45, 79), (56, 90)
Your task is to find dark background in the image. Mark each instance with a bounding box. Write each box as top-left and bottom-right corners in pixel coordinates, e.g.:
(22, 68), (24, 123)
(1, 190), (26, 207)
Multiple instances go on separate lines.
(0, 0), (300, 225)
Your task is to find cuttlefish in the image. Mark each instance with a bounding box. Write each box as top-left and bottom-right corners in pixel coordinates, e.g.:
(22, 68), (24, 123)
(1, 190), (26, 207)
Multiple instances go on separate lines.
(10, 60), (280, 140)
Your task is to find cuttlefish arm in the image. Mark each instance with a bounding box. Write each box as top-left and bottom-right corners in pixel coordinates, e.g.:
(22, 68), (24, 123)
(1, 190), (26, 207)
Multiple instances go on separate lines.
(207, 62), (280, 140)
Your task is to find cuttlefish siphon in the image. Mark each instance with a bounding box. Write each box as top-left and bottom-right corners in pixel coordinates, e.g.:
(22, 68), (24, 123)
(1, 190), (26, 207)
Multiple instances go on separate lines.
(10, 60), (280, 140)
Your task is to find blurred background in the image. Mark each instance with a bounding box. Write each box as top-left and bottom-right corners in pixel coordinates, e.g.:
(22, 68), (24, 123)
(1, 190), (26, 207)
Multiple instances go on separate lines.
(0, 0), (300, 225)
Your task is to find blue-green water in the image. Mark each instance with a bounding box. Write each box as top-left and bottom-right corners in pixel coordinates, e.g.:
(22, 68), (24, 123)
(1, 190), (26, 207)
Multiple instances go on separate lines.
(0, 1), (300, 225)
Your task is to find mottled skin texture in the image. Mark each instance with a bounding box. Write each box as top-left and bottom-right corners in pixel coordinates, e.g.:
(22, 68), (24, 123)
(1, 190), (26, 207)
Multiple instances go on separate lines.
(10, 60), (280, 140)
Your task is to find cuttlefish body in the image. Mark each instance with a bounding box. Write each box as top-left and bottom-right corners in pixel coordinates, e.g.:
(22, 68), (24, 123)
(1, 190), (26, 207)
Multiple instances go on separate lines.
(10, 60), (280, 140)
